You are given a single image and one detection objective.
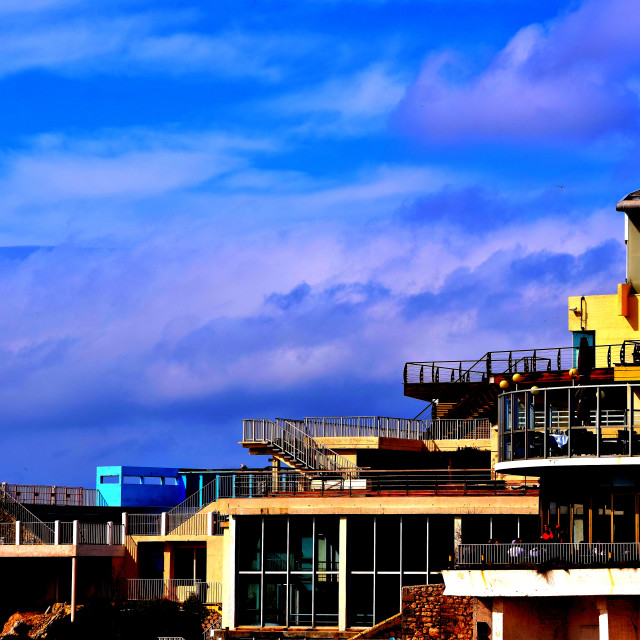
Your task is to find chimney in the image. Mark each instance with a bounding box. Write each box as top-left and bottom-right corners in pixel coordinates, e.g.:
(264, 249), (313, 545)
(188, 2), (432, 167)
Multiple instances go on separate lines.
(616, 190), (640, 292)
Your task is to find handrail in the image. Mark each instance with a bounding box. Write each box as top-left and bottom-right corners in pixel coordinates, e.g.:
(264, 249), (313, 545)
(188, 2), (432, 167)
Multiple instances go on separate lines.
(405, 342), (638, 384)
(302, 416), (490, 440)
(457, 542), (640, 566)
(215, 468), (537, 498)
(243, 418), (359, 473)
(0, 487), (55, 544)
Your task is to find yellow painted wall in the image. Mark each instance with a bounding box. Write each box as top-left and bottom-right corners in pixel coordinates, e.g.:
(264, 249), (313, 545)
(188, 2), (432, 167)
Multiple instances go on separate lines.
(207, 534), (225, 584)
(568, 290), (640, 346)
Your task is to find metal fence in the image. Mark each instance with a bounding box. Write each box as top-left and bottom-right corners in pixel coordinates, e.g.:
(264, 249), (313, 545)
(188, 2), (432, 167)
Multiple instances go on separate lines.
(220, 468), (536, 498)
(1, 483), (107, 507)
(0, 521), (122, 545)
(404, 341), (640, 385)
(128, 514), (161, 536)
(457, 542), (640, 566)
(243, 418), (358, 472)
(127, 579), (222, 604)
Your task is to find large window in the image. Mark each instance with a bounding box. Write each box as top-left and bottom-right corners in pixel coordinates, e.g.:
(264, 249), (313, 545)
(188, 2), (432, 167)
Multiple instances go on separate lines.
(236, 515), (431, 629)
(237, 516), (339, 628)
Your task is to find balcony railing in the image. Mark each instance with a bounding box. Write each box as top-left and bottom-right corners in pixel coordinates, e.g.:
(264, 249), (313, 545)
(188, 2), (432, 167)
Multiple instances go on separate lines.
(0, 520), (123, 545)
(211, 468), (536, 498)
(302, 416), (490, 440)
(499, 383), (640, 462)
(405, 341), (640, 385)
(457, 542), (640, 567)
(127, 511), (228, 537)
(0, 483), (107, 507)
(127, 579), (222, 604)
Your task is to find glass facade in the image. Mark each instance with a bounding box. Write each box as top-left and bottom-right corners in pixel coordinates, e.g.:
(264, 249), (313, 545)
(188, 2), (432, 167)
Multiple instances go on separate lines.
(499, 383), (640, 462)
(236, 515), (431, 628)
(236, 516), (339, 627)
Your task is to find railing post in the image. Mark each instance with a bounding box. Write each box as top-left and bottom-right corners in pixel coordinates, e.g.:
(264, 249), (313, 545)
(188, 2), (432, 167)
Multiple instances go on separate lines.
(72, 520), (79, 546)
(161, 513), (167, 537)
(207, 512), (214, 537)
(54, 520), (60, 545)
(107, 521), (113, 545)
(15, 521), (21, 545)
(122, 512), (128, 538)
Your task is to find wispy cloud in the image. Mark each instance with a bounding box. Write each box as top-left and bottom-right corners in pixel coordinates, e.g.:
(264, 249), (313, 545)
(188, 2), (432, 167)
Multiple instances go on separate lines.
(395, 0), (640, 144)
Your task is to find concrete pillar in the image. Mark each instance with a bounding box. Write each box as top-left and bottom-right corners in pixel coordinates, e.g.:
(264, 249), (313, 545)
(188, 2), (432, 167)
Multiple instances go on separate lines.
(598, 598), (609, 640)
(207, 511), (214, 537)
(492, 598), (504, 640)
(54, 520), (60, 545)
(72, 520), (79, 546)
(70, 557), (77, 623)
(338, 516), (348, 631)
(222, 515), (236, 630)
(15, 521), (21, 545)
(121, 512), (127, 537)
(163, 542), (174, 580)
(453, 517), (462, 562)
(161, 512), (167, 537)
(107, 521), (113, 545)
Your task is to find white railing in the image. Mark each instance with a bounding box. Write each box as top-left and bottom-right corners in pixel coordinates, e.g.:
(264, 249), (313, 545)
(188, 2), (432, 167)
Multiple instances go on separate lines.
(0, 520), (123, 546)
(128, 514), (161, 536)
(426, 419), (491, 440)
(242, 418), (359, 472)
(127, 579), (222, 604)
(457, 542), (640, 565)
(303, 416), (431, 439)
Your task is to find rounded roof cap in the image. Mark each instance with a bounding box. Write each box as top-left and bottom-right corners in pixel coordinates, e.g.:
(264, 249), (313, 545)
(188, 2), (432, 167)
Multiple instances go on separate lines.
(617, 190), (640, 211)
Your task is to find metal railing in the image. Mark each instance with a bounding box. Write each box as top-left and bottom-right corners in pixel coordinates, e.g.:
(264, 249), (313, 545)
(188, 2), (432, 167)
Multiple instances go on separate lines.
(304, 416), (430, 439)
(242, 418), (359, 473)
(404, 341), (640, 385)
(426, 419), (491, 439)
(214, 468), (536, 498)
(128, 514), (161, 536)
(1, 483), (107, 507)
(0, 520), (123, 545)
(302, 416), (490, 440)
(457, 542), (640, 566)
(0, 487), (55, 543)
(127, 579), (222, 604)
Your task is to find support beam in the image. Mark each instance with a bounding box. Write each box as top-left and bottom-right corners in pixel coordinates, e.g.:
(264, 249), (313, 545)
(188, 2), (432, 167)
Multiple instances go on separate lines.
(492, 598), (503, 640)
(70, 557), (77, 623)
(453, 516), (462, 561)
(598, 597), (609, 640)
(338, 516), (348, 631)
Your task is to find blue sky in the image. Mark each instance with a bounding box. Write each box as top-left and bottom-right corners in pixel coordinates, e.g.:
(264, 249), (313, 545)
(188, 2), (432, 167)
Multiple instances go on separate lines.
(0, 0), (637, 485)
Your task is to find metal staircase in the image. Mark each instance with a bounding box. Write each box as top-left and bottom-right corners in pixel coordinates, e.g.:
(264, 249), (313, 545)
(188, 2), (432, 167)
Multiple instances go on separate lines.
(242, 418), (359, 473)
(0, 486), (55, 543)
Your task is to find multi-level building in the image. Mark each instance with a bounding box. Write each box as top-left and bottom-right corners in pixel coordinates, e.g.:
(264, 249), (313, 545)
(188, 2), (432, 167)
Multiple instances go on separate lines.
(6, 190), (640, 639)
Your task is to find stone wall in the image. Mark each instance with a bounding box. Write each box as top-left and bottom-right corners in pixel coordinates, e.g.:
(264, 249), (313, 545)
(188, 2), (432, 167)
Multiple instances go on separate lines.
(401, 585), (474, 640)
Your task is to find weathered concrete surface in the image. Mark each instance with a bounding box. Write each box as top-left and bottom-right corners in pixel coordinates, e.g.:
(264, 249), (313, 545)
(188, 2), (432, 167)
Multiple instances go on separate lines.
(0, 544), (125, 558)
(226, 495), (538, 516)
(443, 568), (640, 597)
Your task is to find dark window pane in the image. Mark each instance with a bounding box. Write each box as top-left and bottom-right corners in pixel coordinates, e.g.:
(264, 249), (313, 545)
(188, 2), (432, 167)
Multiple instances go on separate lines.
(263, 577), (287, 626)
(402, 518), (428, 571)
(237, 576), (260, 626)
(349, 574), (373, 627)
(316, 518), (339, 572)
(376, 517), (400, 571)
(375, 574), (400, 623)
(315, 574), (339, 626)
(238, 518), (262, 571)
(349, 518), (374, 571)
(264, 519), (287, 571)
(290, 518), (313, 571)
(289, 575), (312, 627)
